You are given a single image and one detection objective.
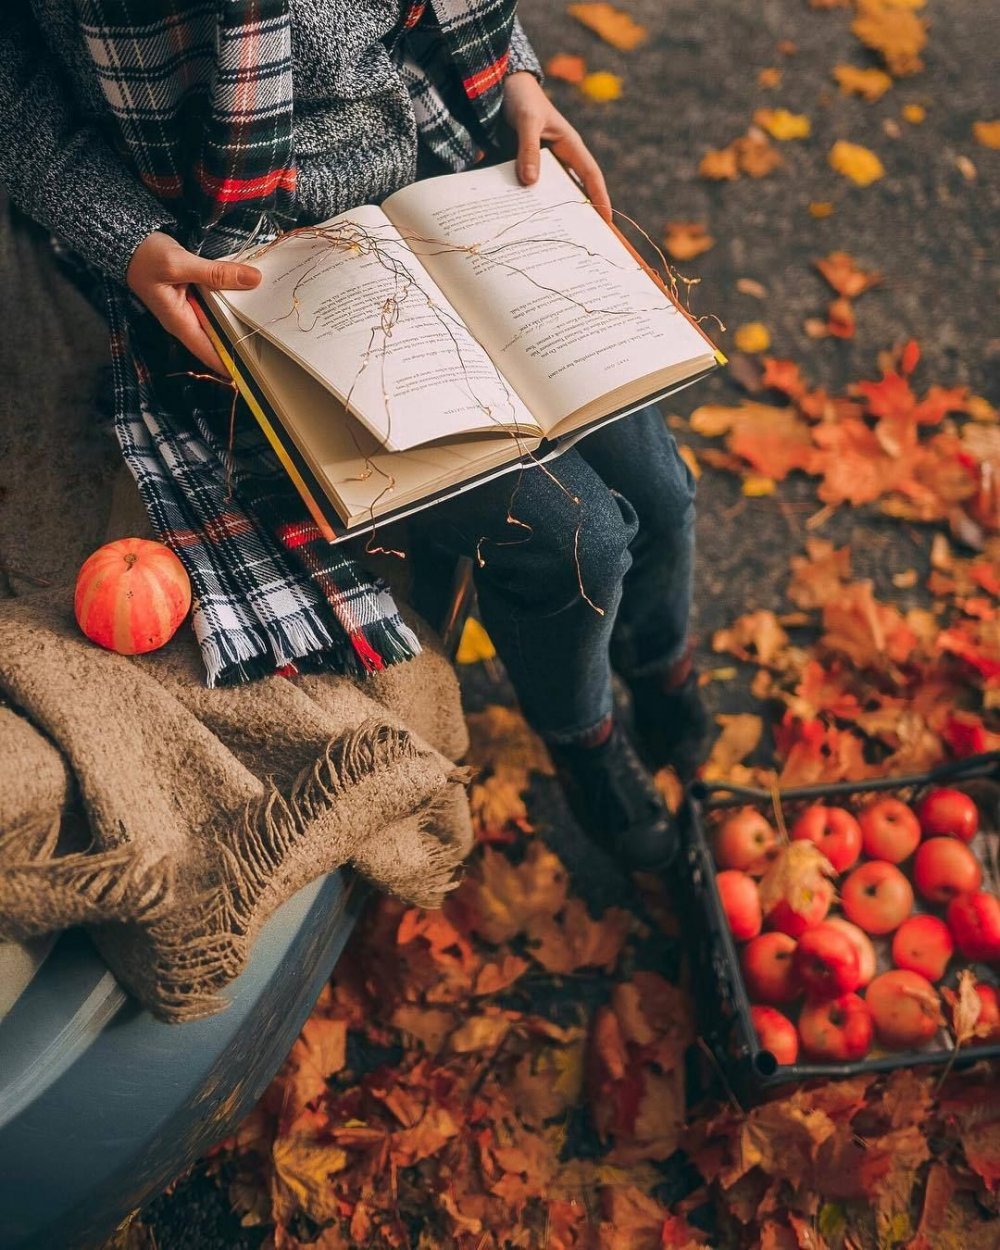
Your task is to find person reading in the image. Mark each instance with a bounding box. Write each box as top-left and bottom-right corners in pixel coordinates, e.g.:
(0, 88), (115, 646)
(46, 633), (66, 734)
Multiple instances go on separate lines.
(0, 0), (713, 871)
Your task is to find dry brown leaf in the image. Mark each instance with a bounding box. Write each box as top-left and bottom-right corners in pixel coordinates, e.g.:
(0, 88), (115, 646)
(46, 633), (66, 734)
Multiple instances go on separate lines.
(526, 897), (631, 974)
(567, 2), (648, 51)
(663, 220), (715, 260)
(453, 841), (569, 943)
(713, 609), (791, 666)
(272, 1135), (348, 1224)
(702, 713), (764, 782)
(788, 538), (852, 609)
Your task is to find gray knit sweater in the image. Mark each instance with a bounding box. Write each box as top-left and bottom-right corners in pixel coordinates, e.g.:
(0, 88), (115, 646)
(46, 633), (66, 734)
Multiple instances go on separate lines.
(0, 0), (541, 284)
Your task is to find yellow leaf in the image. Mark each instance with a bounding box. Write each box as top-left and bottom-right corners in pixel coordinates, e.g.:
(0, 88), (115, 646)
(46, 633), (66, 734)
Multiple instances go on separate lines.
(972, 120), (1000, 149)
(544, 53), (588, 84)
(828, 140), (885, 185)
(833, 64), (894, 102)
(579, 70), (623, 102)
(272, 1137), (348, 1223)
(734, 322), (772, 353)
(567, 2), (648, 51)
(678, 444), (701, 480)
(809, 200), (835, 218)
(966, 395), (997, 423)
(753, 108), (812, 140)
(456, 616), (496, 664)
(743, 474), (776, 497)
(902, 103), (926, 124)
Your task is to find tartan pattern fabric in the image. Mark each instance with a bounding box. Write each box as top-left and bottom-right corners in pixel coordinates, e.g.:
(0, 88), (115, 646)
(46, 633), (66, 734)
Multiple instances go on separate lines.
(77, 0), (528, 684)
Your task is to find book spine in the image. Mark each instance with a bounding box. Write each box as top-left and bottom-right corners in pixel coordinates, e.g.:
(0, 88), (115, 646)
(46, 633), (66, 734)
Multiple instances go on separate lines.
(188, 294), (337, 542)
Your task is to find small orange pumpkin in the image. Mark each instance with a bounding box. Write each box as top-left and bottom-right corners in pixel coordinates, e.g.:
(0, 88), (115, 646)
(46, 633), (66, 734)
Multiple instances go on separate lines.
(74, 538), (192, 655)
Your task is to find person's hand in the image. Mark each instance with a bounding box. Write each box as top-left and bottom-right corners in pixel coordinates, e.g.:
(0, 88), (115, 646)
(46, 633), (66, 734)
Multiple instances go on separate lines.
(501, 71), (612, 222)
(126, 231), (262, 374)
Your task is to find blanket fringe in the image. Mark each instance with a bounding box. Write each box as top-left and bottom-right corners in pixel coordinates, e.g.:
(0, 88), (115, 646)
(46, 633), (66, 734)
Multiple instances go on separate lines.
(0, 842), (175, 940)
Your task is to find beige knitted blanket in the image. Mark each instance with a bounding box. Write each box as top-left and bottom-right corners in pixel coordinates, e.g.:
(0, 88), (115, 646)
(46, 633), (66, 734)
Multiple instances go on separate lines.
(0, 201), (473, 1023)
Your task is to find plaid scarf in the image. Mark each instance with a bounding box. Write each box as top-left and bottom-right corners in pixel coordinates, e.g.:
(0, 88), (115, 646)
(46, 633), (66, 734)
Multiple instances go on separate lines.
(77, 0), (518, 685)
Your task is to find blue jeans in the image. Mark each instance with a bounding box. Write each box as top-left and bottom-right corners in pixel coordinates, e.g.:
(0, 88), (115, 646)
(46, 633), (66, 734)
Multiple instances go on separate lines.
(408, 404), (697, 743)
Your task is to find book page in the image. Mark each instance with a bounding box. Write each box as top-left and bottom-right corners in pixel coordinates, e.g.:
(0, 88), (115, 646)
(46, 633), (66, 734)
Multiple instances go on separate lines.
(383, 152), (713, 431)
(216, 203), (539, 452)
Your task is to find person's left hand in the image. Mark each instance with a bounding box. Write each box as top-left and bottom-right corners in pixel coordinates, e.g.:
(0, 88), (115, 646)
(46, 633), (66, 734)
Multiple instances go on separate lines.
(502, 72), (612, 222)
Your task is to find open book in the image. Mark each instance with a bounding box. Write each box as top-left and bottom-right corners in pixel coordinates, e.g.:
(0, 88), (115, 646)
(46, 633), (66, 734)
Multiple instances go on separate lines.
(195, 150), (721, 540)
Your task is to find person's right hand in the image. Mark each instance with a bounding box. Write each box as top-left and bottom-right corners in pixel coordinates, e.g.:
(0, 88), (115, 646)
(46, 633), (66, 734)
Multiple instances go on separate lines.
(126, 231), (261, 374)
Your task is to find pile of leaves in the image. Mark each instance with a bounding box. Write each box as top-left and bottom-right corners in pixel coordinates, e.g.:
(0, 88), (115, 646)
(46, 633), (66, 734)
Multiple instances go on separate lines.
(203, 714), (710, 1249)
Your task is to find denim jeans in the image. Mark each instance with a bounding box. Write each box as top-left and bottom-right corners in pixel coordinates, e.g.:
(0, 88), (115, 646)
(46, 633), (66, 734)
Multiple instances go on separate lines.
(407, 404), (697, 743)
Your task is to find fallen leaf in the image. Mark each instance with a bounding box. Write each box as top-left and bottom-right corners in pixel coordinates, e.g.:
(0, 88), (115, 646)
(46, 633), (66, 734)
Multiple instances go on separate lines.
(452, 841), (569, 943)
(788, 538), (852, 609)
(713, 609), (790, 665)
(580, 71), (623, 102)
(742, 474), (776, 497)
(833, 64), (894, 101)
(828, 140), (885, 185)
(734, 322), (772, 353)
(956, 153), (978, 181)
(568, 2), (648, 51)
(814, 251), (883, 297)
(972, 119), (1000, 149)
(737, 277), (769, 299)
(851, 0), (928, 77)
(272, 1135), (348, 1224)
(758, 842), (838, 932)
(753, 108), (812, 140)
(902, 102), (926, 123)
(758, 67), (782, 88)
(663, 221), (715, 260)
(545, 53), (588, 84)
(456, 616), (496, 663)
(526, 897), (631, 974)
(702, 713), (764, 781)
(678, 444), (701, 480)
(808, 200), (835, 218)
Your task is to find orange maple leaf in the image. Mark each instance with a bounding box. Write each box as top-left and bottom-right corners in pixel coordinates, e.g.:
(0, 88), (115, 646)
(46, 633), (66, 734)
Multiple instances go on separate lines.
(567, 2), (648, 51)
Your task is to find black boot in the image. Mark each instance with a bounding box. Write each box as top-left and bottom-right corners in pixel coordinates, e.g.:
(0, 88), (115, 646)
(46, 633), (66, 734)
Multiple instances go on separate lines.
(548, 718), (679, 871)
(618, 654), (712, 782)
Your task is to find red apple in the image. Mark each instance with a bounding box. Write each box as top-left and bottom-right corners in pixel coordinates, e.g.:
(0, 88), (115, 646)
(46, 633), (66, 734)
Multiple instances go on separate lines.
(793, 923), (862, 999)
(716, 870), (762, 941)
(858, 798), (921, 864)
(866, 970), (943, 1048)
(891, 914), (954, 982)
(791, 804), (862, 873)
(972, 984), (1000, 1041)
(715, 808), (780, 873)
(946, 891), (1000, 962)
(798, 993), (874, 1062)
(912, 838), (982, 905)
(765, 879), (835, 938)
(741, 931), (800, 1004)
(916, 787), (979, 843)
(841, 861), (914, 935)
(750, 1005), (799, 1065)
(824, 917), (878, 987)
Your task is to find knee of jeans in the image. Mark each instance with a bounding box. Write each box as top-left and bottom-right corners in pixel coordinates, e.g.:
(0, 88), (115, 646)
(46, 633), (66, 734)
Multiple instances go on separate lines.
(572, 487), (637, 604)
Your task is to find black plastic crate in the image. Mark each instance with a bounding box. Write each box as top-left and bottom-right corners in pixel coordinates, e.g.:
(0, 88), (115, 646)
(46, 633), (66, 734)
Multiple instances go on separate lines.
(679, 751), (1000, 1105)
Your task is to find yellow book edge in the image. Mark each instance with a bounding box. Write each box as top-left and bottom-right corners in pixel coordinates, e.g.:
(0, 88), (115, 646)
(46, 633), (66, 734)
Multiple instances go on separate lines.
(189, 296), (337, 542)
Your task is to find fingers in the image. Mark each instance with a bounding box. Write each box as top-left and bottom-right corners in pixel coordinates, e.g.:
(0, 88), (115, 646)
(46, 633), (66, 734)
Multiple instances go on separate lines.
(514, 109), (544, 185)
(549, 128), (613, 223)
(173, 252), (262, 291)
